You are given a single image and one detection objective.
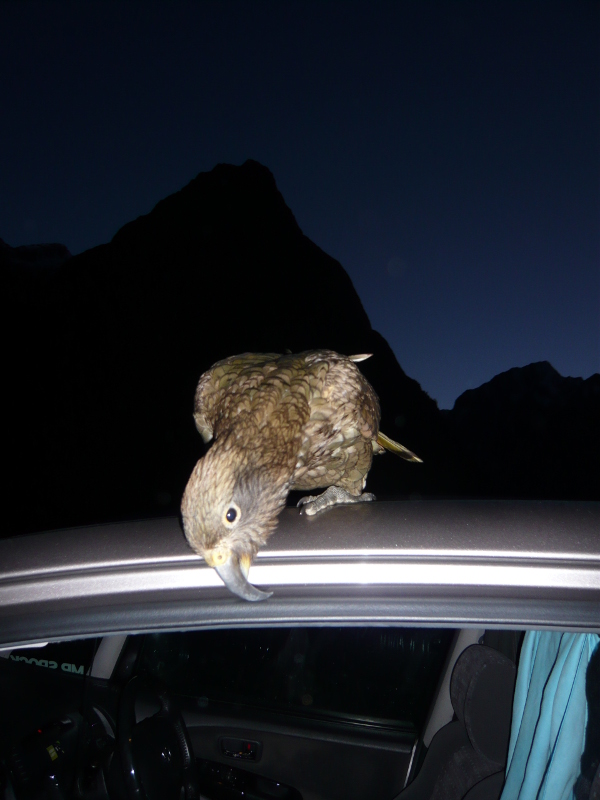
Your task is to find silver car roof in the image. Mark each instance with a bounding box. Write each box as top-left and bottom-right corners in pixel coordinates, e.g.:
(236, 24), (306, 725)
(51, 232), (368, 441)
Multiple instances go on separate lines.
(1, 500), (599, 647)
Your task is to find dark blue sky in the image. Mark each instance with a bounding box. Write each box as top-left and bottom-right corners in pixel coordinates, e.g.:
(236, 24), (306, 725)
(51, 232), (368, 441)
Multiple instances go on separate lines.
(1, 1), (598, 409)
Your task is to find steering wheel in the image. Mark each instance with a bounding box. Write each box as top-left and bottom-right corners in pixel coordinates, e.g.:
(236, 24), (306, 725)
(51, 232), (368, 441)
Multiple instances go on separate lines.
(118, 675), (201, 800)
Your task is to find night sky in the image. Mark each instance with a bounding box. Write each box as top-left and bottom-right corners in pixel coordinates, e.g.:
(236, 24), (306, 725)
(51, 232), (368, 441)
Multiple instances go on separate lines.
(1, 1), (598, 409)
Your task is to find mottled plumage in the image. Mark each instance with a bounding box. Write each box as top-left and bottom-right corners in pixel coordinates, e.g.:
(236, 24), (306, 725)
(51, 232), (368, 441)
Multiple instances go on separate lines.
(181, 350), (421, 600)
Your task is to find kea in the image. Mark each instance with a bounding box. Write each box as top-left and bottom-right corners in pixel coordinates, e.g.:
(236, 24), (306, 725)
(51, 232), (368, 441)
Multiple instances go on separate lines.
(181, 350), (422, 601)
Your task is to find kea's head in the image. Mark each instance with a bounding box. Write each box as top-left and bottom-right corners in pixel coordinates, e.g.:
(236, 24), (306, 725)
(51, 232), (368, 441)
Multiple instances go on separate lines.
(181, 440), (287, 601)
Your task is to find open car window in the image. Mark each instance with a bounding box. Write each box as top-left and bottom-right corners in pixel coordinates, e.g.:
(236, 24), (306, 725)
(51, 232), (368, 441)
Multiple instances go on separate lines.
(135, 627), (455, 734)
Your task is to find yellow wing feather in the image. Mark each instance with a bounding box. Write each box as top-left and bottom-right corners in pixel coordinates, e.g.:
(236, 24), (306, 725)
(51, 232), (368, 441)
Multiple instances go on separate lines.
(376, 431), (423, 463)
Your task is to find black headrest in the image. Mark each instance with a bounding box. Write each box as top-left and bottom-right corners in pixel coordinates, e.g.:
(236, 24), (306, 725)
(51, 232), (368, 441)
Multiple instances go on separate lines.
(450, 644), (517, 766)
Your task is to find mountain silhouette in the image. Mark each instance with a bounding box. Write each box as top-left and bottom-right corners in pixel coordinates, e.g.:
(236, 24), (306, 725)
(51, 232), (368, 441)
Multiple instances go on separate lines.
(3, 161), (598, 536)
(446, 361), (600, 499)
(4, 160), (443, 534)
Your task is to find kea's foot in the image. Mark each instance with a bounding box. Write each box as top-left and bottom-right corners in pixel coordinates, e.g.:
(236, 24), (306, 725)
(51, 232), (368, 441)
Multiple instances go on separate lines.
(297, 486), (375, 516)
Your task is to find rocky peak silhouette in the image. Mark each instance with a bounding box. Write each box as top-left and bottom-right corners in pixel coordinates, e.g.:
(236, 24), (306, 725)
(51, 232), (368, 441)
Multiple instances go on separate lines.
(4, 161), (441, 534)
(3, 162), (598, 535)
(447, 362), (599, 499)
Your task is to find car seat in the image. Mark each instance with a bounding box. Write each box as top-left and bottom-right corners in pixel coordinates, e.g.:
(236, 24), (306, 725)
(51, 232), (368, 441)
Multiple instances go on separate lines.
(396, 644), (517, 800)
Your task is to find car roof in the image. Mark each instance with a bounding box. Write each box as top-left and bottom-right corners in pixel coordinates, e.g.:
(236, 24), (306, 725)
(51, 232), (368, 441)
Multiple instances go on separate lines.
(1, 499), (599, 648)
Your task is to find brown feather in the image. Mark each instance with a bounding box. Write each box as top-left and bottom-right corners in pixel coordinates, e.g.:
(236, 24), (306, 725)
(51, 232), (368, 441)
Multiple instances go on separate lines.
(181, 350), (419, 568)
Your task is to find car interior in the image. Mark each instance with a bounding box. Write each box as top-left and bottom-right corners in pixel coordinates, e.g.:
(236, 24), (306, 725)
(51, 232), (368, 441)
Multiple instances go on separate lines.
(0, 625), (534, 800)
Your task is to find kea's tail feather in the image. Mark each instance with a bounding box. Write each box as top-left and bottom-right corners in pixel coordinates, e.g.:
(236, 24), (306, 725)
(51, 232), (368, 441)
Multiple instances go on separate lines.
(376, 432), (423, 463)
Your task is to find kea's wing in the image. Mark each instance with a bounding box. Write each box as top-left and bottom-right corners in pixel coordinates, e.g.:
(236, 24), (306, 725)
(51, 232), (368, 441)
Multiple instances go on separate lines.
(315, 354), (381, 440)
(193, 353), (281, 442)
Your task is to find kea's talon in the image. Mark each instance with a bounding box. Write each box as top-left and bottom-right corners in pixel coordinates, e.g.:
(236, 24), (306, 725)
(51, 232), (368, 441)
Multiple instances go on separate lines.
(297, 495), (318, 513)
(297, 486), (376, 516)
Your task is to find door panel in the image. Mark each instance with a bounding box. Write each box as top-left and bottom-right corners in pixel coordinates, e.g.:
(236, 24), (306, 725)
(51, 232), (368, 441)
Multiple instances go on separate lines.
(186, 717), (413, 800)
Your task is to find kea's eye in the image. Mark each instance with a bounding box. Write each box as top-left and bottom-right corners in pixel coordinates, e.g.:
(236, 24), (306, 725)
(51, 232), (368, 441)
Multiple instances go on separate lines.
(223, 502), (241, 527)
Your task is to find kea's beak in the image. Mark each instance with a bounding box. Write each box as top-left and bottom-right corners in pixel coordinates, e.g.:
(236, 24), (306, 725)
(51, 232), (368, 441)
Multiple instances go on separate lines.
(204, 549), (273, 602)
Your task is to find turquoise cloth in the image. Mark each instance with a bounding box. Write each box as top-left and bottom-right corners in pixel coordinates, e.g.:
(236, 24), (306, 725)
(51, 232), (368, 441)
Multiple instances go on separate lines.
(501, 631), (600, 800)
